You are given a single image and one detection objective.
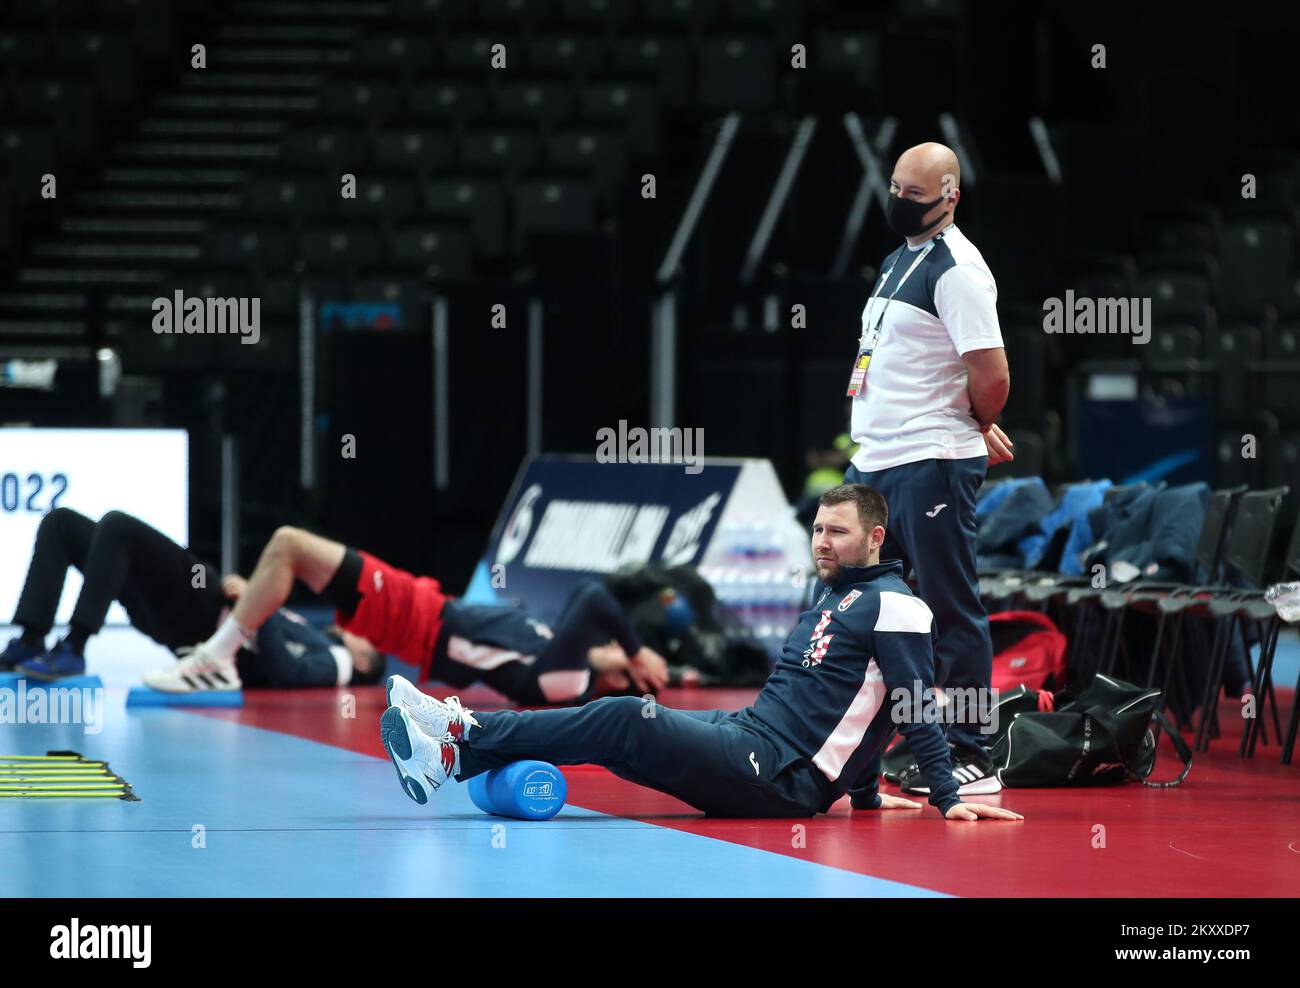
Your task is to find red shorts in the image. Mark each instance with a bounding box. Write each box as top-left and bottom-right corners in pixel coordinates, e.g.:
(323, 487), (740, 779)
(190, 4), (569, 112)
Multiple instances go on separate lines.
(334, 551), (447, 676)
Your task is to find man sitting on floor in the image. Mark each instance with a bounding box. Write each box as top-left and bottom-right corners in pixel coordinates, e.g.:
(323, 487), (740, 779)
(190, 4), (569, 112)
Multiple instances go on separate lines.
(377, 484), (1023, 822)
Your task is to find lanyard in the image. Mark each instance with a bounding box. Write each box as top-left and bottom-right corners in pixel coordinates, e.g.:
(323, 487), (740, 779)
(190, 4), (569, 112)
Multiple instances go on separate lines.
(861, 237), (939, 351)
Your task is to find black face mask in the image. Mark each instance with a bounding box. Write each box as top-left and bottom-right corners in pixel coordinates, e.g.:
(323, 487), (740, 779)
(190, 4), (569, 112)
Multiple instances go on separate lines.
(885, 192), (949, 238)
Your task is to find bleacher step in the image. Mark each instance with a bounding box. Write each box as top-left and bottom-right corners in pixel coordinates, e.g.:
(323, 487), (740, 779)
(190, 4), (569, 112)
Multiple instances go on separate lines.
(0, 293), (88, 312)
(59, 218), (208, 236)
(217, 48), (355, 67)
(179, 72), (324, 91)
(155, 93), (319, 113)
(116, 141), (281, 161)
(17, 268), (166, 286)
(140, 119), (287, 138)
(102, 168), (247, 187)
(227, 1), (390, 19)
(0, 320), (89, 337)
(75, 191), (242, 211)
(215, 25), (359, 42)
(33, 243), (203, 262)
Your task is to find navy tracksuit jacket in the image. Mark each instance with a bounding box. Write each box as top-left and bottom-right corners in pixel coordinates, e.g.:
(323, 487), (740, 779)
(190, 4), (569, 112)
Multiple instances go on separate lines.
(455, 560), (962, 818)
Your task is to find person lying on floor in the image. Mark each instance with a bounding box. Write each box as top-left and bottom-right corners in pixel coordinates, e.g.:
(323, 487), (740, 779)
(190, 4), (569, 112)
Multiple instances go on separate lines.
(163, 525), (670, 703)
(377, 484), (1024, 822)
(0, 507), (386, 689)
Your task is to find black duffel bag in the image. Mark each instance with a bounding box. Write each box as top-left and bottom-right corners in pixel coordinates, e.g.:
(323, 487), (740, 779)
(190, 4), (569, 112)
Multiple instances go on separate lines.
(990, 674), (1193, 788)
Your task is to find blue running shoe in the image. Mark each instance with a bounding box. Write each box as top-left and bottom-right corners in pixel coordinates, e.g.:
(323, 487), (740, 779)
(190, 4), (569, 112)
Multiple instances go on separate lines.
(16, 641), (86, 681)
(0, 637), (44, 671)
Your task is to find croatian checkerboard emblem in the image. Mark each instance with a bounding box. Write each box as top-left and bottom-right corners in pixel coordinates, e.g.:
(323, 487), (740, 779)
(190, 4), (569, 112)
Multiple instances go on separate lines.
(803, 610), (834, 667)
(838, 589), (862, 612)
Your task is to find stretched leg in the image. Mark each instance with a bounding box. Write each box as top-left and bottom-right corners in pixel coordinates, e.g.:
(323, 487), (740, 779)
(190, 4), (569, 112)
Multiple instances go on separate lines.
(13, 509), (228, 679)
(884, 458), (993, 752)
(66, 510), (223, 652)
(147, 533), (355, 696)
(231, 527), (347, 630)
(11, 507), (96, 643)
(538, 581), (643, 669)
(209, 533), (445, 679)
(3, 508), (96, 668)
(455, 698), (815, 817)
(142, 526), (349, 691)
(500, 580), (645, 704)
(196, 527), (346, 664)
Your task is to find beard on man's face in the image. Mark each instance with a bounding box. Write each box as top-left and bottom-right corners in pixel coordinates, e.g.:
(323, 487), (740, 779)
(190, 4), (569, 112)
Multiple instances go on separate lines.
(814, 538), (873, 582)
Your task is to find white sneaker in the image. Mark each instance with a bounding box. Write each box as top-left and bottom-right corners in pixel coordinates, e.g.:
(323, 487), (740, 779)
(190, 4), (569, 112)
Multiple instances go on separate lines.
(380, 705), (459, 805)
(143, 646), (243, 693)
(900, 753), (1004, 796)
(385, 674), (480, 742)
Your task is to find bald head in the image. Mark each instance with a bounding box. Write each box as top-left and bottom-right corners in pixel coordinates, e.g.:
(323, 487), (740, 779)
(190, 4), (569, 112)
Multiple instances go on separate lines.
(893, 142), (960, 197)
(887, 142), (961, 243)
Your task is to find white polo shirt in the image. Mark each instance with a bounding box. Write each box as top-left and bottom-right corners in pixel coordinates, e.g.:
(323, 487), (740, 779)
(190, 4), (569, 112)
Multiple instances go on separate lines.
(849, 224), (1004, 473)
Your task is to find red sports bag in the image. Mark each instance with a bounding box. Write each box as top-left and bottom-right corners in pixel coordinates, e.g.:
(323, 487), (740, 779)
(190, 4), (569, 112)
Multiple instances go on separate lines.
(988, 610), (1067, 692)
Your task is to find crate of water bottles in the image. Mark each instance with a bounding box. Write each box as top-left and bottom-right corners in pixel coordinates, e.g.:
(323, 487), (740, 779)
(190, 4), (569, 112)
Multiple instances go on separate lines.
(699, 519), (810, 662)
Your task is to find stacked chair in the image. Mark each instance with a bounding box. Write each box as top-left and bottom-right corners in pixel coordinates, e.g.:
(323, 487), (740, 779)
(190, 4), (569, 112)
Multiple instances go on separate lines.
(979, 480), (1298, 761)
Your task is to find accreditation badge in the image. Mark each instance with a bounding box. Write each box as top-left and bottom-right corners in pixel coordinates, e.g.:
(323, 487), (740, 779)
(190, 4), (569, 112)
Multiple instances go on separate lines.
(845, 348), (872, 397)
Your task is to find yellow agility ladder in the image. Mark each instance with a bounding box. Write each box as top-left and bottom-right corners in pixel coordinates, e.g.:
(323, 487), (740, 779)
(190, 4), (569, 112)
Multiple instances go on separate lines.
(0, 750), (139, 801)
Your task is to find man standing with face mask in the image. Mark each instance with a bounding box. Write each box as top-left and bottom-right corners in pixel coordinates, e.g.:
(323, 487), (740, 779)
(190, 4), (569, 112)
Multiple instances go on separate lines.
(841, 141), (1014, 798)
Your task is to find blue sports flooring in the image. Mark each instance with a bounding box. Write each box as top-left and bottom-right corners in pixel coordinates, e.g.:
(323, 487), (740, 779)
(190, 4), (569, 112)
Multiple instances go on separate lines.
(0, 698), (945, 898)
(4, 623), (1298, 898)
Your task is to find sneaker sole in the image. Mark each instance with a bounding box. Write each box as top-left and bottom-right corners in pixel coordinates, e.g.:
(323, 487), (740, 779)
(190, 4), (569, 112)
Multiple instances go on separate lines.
(380, 705), (428, 805)
(956, 777), (1003, 796)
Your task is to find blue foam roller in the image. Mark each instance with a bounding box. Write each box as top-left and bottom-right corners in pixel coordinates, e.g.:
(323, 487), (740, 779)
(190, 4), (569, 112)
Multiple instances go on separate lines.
(468, 760), (566, 821)
(466, 772), (499, 815)
(467, 769), (523, 816)
(0, 674), (104, 690)
(126, 687), (244, 708)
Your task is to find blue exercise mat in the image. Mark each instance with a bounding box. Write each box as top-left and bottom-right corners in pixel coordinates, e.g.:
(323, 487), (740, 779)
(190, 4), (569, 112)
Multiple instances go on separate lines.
(126, 687), (244, 708)
(0, 673), (104, 690)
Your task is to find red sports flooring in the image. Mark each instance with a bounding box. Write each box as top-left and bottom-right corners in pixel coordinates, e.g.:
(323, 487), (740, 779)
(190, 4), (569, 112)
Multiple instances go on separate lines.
(194, 686), (1300, 897)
